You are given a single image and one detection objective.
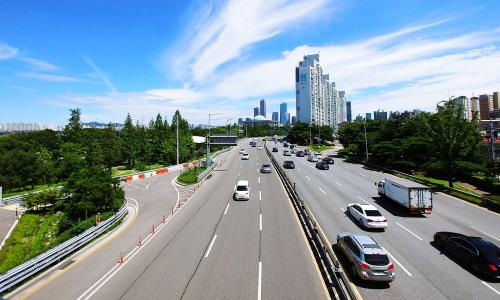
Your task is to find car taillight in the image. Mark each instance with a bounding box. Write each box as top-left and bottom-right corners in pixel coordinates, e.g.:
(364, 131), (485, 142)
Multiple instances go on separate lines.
(359, 262), (370, 270)
(381, 217), (386, 222)
(388, 263), (394, 271)
(367, 219), (375, 222)
(488, 264), (498, 271)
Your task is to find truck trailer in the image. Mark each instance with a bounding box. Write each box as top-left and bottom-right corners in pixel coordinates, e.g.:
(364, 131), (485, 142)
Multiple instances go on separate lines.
(377, 177), (433, 214)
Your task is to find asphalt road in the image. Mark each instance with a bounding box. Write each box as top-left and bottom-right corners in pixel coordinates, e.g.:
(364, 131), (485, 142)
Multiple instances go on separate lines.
(270, 142), (500, 300)
(19, 143), (327, 300)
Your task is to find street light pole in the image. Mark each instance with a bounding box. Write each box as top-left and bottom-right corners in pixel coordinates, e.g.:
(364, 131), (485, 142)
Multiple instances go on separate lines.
(206, 113), (222, 166)
(363, 118), (369, 162)
(176, 115), (179, 165)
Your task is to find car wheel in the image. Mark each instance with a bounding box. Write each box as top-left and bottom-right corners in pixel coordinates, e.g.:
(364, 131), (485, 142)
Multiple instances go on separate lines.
(435, 237), (442, 249)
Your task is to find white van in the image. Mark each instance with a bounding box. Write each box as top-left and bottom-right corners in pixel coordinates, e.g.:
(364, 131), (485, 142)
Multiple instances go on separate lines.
(234, 180), (250, 200)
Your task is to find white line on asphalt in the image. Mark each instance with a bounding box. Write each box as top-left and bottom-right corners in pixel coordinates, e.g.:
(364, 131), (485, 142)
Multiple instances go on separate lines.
(384, 248), (412, 276)
(340, 207), (345, 212)
(357, 196), (370, 204)
(258, 261), (262, 300)
(396, 222), (423, 241)
(482, 281), (500, 296)
(335, 181), (343, 187)
(319, 172), (326, 177)
(258, 177), (260, 183)
(297, 167), (302, 171)
(233, 185), (236, 192)
(259, 190), (262, 201)
(241, 165), (243, 169)
(359, 173), (368, 178)
(345, 166), (351, 170)
(259, 214), (262, 231)
(470, 226), (500, 242)
(319, 187), (326, 195)
(309, 165), (314, 169)
(205, 235), (218, 258)
(224, 203), (230, 215)
(305, 176), (311, 181)
(238, 172), (240, 177)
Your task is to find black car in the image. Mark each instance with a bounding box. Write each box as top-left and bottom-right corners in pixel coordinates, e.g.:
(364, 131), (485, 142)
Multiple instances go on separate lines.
(272, 147), (278, 152)
(283, 142), (289, 148)
(322, 157), (335, 164)
(434, 232), (500, 279)
(296, 151), (305, 157)
(283, 160), (295, 169)
(316, 161), (329, 170)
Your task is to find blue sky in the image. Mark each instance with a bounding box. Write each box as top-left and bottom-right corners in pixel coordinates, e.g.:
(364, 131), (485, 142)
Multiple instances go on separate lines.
(1, 0), (500, 126)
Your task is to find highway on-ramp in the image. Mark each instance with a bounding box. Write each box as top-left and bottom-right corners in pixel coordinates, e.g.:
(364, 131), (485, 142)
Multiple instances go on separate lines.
(14, 143), (328, 300)
(270, 141), (500, 300)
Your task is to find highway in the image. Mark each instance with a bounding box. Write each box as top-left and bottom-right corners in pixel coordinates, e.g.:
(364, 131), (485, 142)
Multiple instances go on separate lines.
(270, 141), (500, 300)
(13, 143), (328, 299)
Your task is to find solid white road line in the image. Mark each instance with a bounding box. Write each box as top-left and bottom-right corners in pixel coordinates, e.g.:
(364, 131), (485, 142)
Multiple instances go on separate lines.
(319, 172), (326, 177)
(259, 190), (262, 201)
(205, 235), (218, 258)
(344, 166), (351, 170)
(259, 214), (262, 231)
(482, 281), (500, 296)
(238, 172), (240, 177)
(340, 207), (345, 212)
(224, 203), (230, 215)
(258, 261), (262, 300)
(384, 249), (412, 276)
(335, 181), (343, 187)
(318, 187), (326, 195)
(470, 226), (500, 242)
(359, 173), (368, 178)
(395, 222), (424, 241)
(357, 196), (370, 204)
(258, 177), (260, 183)
(305, 176), (311, 181)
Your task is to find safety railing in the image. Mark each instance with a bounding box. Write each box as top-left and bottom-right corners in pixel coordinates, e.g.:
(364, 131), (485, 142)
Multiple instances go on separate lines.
(0, 201), (128, 294)
(265, 143), (358, 300)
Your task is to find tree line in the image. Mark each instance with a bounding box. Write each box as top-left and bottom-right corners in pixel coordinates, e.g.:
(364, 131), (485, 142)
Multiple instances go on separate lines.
(338, 99), (500, 188)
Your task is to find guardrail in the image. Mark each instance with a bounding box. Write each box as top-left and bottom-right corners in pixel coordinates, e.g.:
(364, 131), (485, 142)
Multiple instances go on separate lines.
(264, 143), (358, 300)
(1, 186), (63, 207)
(0, 201), (128, 294)
(196, 147), (233, 182)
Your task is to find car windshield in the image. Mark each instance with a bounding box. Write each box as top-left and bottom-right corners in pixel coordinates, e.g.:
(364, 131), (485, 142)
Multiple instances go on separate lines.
(262, 165), (270, 168)
(364, 254), (390, 266)
(365, 210), (382, 216)
(237, 186), (248, 191)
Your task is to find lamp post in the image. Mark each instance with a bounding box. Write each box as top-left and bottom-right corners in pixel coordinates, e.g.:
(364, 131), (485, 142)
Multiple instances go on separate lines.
(207, 113), (222, 166)
(176, 115), (179, 165)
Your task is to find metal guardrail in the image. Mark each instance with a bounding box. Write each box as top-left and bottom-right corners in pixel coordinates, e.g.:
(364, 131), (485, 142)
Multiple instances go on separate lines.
(0, 201), (128, 294)
(1, 186), (63, 207)
(265, 143), (358, 300)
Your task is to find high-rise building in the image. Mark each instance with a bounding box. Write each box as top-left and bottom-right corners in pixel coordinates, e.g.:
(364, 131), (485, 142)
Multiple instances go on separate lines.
(373, 110), (388, 120)
(493, 92), (499, 110)
(286, 113), (291, 124)
(259, 99), (266, 118)
(280, 102), (288, 124)
(454, 96), (472, 120)
(238, 118), (244, 125)
(338, 91), (347, 123)
(272, 112), (279, 122)
(471, 97), (480, 119)
(253, 107), (259, 117)
(479, 94), (493, 120)
(365, 113), (372, 120)
(346, 101), (352, 123)
(355, 115), (363, 121)
(291, 116), (297, 125)
(296, 54), (327, 125)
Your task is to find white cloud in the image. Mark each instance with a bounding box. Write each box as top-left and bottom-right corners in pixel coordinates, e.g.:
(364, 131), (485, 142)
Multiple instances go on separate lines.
(0, 43), (18, 60)
(82, 55), (118, 93)
(17, 72), (81, 82)
(169, 0), (330, 82)
(20, 57), (59, 71)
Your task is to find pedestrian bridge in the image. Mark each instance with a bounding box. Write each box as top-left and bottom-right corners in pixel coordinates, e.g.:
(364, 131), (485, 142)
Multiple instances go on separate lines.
(209, 135), (238, 146)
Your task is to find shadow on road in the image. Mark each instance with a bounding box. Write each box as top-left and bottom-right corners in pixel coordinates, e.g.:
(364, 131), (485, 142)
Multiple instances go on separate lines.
(372, 196), (427, 218)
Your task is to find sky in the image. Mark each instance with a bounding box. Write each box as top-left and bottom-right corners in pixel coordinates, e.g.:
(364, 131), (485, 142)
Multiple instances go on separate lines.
(1, 0), (500, 126)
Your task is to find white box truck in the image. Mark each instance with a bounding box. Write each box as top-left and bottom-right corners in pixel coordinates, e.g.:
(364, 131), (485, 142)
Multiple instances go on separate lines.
(377, 177), (433, 214)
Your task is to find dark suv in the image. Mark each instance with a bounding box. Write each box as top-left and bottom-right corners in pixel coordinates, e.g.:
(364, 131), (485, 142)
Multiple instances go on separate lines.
(272, 147), (278, 152)
(296, 151), (305, 157)
(283, 160), (295, 169)
(322, 157), (335, 164)
(316, 161), (329, 170)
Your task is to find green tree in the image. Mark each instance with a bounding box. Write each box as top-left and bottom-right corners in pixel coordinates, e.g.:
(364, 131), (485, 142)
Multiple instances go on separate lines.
(62, 108), (83, 144)
(102, 123), (121, 169)
(121, 114), (137, 169)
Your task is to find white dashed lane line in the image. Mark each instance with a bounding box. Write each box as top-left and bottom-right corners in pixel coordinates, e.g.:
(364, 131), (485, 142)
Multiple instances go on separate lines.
(224, 203), (230, 215)
(335, 181), (343, 187)
(204, 235), (218, 258)
(305, 176), (311, 181)
(470, 225), (500, 242)
(384, 249), (412, 277)
(318, 187), (326, 195)
(357, 196), (370, 204)
(482, 281), (500, 296)
(395, 222), (424, 241)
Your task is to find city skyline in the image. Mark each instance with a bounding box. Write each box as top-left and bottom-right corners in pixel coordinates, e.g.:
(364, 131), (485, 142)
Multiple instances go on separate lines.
(1, 1), (500, 126)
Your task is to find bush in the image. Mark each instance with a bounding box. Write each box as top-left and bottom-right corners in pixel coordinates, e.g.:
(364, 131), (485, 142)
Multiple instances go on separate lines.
(178, 167), (205, 184)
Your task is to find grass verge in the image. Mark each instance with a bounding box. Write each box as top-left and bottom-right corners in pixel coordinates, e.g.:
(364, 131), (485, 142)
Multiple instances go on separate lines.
(177, 167), (206, 185)
(111, 164), (164, 177)
(308, 144), (332, 152)
(2, 183), (65, 198)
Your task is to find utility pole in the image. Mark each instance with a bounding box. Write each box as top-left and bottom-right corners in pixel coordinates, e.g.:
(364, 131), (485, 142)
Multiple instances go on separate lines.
(207, 113), (222, 166)
(176, 114), (179, 165)
(363, 118), (369, 162)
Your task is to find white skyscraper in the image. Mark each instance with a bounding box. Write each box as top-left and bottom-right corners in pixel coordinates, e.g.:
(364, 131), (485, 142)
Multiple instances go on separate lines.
(339, 90), (347, 123)
(296, 54), (328, 125)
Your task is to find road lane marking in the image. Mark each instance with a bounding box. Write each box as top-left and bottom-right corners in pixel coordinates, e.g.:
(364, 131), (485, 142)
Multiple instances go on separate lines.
(340, 207), (345, 212)
(238, 172), (240, 177)
(318, 187), (326, 195)
(233, 185), (236, 192)
(335, 181), (343, 187)
(305, 176), (311, 181)
(470, 226), (500, 242)
(344, 166), (351, 170)
(357, 196), (370, 204)
(482, 281), (500, 296)
(258, 177), (260, 183)
(297, 167), (302, 171)
(257, 261), (262, 300)
(383, 248), (412, 276)
(259, 214), (262, 231)
(396, 222), (423, 241)
(224, 203), (230, 215)
(241, 165), (243, 169)
(259, 190), (262, 201)
(359, 173), (367, 178)
(205, 235), (218, 258)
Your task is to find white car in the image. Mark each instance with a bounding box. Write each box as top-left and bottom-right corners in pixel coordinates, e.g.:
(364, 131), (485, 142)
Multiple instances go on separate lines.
(234, 180), (250, 200)
(347, 203), (387, 229)
(307, 155), (318, 162)
(241, 153), (250, 160)
(239, 149), (245, 154)
(257, 146), (262, 150)
(291, 148), (298, 154)
(283, 150), (291, 156)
